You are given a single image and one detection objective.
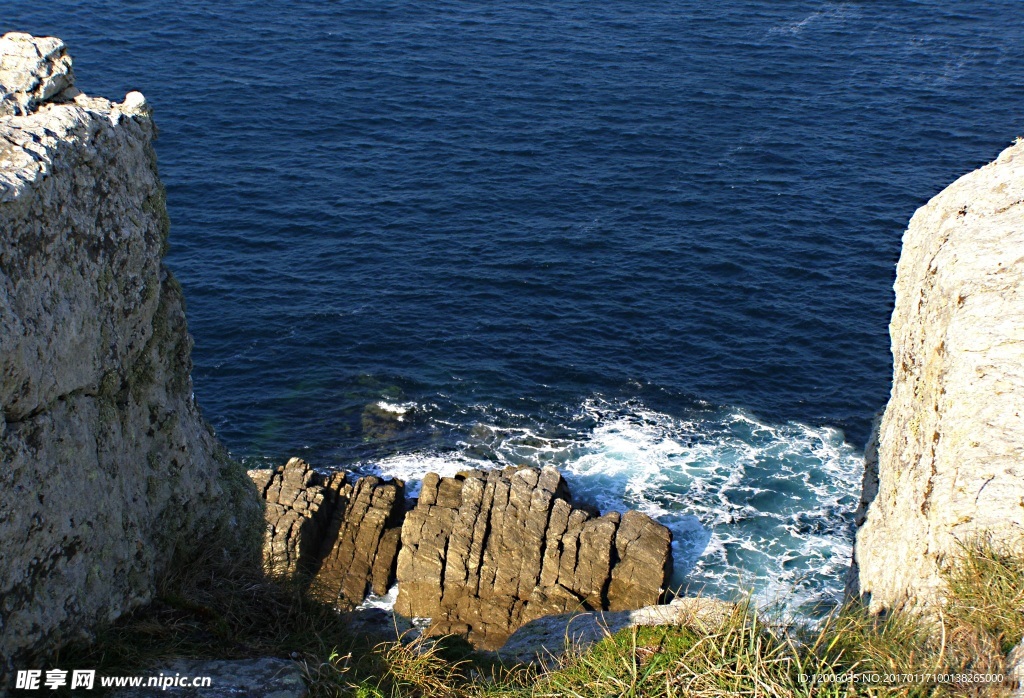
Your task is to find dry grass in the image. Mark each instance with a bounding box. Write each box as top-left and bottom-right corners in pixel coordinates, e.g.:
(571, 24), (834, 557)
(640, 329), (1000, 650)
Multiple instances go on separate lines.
(337, 539), (1024, 698)
(50, 538), (1022, 698)
(943, 537), (1024, 655)
(53, 547), (376, 685)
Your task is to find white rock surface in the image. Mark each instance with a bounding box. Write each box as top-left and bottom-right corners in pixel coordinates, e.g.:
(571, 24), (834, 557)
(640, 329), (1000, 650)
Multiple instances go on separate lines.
(496, 596), (734, 665)
(852, 140), (1024, 612)
(0, 32), (76, 117)
(1008, 641), (1024, 697)
(0, 33), (259, 671)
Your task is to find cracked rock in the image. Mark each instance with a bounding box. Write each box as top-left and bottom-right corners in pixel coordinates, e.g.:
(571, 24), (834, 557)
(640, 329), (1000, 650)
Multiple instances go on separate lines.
(395, 466), (672, 650)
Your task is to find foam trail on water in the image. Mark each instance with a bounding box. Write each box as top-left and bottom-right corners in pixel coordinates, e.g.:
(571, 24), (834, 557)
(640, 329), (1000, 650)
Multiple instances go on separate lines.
(356, 398), (863, 615)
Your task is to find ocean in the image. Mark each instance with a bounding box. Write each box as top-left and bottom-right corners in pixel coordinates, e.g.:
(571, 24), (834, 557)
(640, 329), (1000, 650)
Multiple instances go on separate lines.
(6, 0), (1024, 612)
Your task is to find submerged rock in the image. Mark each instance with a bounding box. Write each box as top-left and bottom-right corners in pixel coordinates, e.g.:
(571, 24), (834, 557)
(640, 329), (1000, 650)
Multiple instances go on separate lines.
(395, 466), (672, 650)
(361, 401), (414, 442)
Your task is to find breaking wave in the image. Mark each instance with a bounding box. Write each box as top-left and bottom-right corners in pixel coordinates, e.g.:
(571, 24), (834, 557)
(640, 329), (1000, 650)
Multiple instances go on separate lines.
(355, 397), (862, 615)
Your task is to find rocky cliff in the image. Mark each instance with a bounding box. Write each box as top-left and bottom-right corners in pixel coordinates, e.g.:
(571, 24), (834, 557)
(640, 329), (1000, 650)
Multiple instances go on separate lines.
(0, 33), (259, 668)
(852, 140), (1024, 612)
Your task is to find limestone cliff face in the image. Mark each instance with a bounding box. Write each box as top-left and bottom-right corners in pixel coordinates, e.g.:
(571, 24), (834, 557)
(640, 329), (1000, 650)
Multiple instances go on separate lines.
(0, 33), (259, 667)
(852, 140), (1024, 612)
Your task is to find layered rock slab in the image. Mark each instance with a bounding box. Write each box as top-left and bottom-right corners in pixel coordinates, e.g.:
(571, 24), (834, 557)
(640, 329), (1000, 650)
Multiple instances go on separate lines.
(249, 459), (404, 611)
(312, 473), (404, 610)
(0, 33), (259, 669)
(852, 140), (1024, 612)
(395, 466), (672, 650)
(249, 458), (341, 577)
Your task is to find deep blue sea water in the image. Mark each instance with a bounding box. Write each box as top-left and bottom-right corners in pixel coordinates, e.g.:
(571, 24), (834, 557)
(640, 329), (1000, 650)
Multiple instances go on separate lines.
(7, 1), (1024, 611)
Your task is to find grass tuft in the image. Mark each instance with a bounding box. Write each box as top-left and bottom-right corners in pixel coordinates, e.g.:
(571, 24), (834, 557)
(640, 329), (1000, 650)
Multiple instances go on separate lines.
(944, 537), (1024, 655)
(50, 537), (1023, 698)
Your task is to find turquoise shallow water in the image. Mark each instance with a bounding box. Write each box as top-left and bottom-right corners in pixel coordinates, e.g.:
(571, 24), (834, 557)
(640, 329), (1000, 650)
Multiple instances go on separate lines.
(6, 0), (1024, 611)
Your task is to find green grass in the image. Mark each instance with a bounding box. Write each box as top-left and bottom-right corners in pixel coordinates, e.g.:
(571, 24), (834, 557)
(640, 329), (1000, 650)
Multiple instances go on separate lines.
(943, 537), (1024, 656)
(50, 539), (1022, 698)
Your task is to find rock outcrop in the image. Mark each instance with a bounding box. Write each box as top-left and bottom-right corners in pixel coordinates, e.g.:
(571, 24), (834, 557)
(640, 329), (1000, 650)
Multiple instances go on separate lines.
(0, 33), (259, 669)
(395, 466), (672, 650)
(249, 458), (342, 577)
(852, 140), (1024, 612)
(250, 458), (405, 611)
(0, 33), (76, 117)
(251, 461), (673, 649)
(313, 474), (405, 609)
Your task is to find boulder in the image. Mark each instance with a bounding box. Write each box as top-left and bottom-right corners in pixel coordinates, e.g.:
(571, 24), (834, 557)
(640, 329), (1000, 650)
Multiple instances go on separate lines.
(497, 596), (735, 665)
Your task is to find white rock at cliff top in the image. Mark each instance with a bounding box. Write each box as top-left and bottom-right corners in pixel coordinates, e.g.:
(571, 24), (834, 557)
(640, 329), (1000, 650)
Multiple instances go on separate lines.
(0, 32), (76, 116)
(853, 139), (1024, 612)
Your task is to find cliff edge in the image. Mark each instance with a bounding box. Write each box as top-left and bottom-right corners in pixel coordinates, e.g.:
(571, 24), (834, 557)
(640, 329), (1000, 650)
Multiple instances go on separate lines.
(852, 140), (1024, 612)
(0, 33), (259, 669)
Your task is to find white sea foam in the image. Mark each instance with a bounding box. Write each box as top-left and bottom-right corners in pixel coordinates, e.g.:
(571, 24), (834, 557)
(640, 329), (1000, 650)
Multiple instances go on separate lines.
(361, 452), (473, 497)
(357, 398), (863, 615)
(356, 583), (399, 612)
(767, 4), (858, 37)
(375, 400), (416, 421)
